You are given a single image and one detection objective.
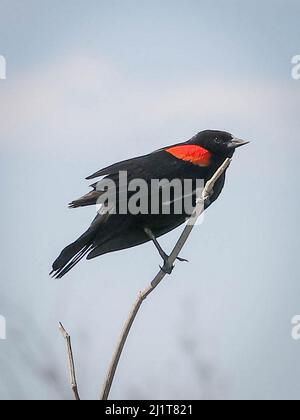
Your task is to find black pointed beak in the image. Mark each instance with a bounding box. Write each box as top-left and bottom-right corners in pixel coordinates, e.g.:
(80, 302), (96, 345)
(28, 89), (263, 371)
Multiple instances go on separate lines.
(229, 137), (250, 149)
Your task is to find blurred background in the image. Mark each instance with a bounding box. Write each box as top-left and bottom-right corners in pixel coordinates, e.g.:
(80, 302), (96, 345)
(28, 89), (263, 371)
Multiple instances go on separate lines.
(0, 0), (300, 400)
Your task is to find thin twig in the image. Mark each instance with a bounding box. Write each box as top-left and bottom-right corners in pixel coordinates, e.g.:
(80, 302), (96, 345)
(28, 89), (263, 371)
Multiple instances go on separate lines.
(100, 157), (232, 400)
(59, 322), (81, 400)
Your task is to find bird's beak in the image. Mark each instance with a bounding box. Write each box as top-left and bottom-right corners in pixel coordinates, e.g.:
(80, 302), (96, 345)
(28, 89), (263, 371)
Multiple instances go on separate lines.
(229, 137), (250, 149)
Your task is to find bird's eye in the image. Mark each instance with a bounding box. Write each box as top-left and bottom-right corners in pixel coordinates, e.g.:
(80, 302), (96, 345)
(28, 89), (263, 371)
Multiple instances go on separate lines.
(215, 137), (221, 144)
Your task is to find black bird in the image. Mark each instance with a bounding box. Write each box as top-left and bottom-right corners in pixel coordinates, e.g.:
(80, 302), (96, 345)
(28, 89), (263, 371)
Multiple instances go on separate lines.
(51, 130), (248, 278)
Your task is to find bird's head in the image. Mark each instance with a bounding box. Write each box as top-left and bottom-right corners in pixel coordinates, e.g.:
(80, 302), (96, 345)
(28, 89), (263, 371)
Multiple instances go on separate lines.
(191, 130), (249, 157)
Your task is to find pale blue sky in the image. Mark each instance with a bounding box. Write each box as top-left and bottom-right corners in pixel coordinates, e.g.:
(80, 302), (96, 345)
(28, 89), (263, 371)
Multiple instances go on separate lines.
(0, 0), (300, 400)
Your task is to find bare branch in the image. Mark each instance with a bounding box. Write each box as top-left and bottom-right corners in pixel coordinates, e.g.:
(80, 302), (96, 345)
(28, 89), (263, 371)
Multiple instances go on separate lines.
(59, 323), (81, 400)
(100, 157), (232, 400)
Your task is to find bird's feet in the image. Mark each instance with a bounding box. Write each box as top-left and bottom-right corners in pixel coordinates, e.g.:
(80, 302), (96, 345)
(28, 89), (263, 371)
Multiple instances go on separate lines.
(159, 255), (188, 274)
(176, 256), (189, 263)
(160, 259), (175, 275)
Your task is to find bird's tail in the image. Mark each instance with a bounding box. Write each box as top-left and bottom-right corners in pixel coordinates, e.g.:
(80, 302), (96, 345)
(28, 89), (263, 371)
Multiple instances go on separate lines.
(50, 228), (95, 279)
(69, 189), (100, 208)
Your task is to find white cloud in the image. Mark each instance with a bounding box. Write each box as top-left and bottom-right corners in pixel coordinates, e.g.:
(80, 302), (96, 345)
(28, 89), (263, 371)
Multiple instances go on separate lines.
(0, 53), (298, 152)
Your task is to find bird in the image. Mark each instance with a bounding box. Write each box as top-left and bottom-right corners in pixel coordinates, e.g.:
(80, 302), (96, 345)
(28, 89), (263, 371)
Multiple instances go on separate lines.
(51, 130), (249, 278)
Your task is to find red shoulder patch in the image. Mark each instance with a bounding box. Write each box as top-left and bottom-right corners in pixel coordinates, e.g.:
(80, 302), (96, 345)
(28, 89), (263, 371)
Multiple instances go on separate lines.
(165, 144), (212, 167)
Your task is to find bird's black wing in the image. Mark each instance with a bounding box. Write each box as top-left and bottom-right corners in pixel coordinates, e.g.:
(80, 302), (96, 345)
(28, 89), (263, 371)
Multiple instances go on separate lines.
(86, 154), (150, 179)
(85, 141), (188, 180)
